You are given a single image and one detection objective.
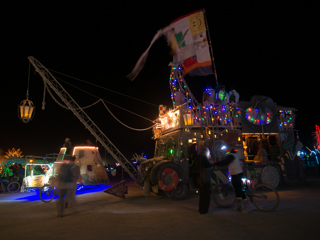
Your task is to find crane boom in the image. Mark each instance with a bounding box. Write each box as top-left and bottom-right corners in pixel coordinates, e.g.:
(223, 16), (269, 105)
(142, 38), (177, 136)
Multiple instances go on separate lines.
(28, 56), (139, 183)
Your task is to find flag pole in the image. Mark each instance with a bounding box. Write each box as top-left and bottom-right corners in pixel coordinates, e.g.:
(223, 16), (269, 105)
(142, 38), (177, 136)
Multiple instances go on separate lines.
(203, 9), (218, 85)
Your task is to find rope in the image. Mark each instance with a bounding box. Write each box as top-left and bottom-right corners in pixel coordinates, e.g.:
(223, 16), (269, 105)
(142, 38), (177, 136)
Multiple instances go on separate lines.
(26, 61), (31, 99)
(44, 79), (102, 110)
(101, 100), (156, 131)
(42, 74), (157, 131)
(45, 85), (69, 110)
(57, 77), (155, 122)
(48, 68), (158, 107)
(42, 82), (46, 110)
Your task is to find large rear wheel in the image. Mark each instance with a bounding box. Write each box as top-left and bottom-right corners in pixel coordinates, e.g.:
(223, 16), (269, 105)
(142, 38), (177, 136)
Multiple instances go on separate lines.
(39, 186), (56, 203)
(169, 183), (188, 200)
(212, 183), (236, 208)
(251, 184), (279, 212)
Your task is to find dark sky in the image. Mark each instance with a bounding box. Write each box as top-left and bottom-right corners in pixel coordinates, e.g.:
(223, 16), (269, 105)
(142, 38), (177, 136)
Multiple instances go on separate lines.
(0, 2), (317, 161)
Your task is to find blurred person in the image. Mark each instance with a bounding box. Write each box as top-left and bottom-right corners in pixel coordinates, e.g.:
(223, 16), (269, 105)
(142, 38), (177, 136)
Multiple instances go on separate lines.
(86, 139), (94, 146)
(55, 162), (73, 218)
(188, 144), (198, 192)
(218, 85), (229, 106)
(193, 147), (212, 214)
(65, 157), (80, 208)
(213, 144), (251, 213)
(228, 85), (240, 105)
(12, 164), (18, 177)
(63, 138), (72, 155)
(17, 164), (25, 189)
(8, 165), (13, 182)
(254, 143), (268, 163)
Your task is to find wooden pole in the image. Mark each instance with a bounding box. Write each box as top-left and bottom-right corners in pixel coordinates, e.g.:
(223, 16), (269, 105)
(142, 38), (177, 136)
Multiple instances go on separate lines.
(203, 9), (218, 85)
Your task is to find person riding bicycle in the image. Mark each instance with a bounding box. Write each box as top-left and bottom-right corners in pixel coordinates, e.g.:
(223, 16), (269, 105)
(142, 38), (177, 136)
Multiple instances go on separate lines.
(213, 144), (251, 213)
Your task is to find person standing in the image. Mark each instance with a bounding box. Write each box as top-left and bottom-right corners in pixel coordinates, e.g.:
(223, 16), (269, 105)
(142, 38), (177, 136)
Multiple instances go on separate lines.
(66, 157), (80, 208)
(17, 164), (25, 190)
(228, 85), (240, 127)
(213, 145), (250, 213)
(228, 85), (240, 105)
(63, 138), (72, 155)
(55, 162), (73, 218)
(194, 147), (212, 214)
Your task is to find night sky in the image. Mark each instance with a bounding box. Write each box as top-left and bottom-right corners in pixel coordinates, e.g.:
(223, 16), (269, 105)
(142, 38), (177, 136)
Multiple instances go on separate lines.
(0, 2), (317, 162)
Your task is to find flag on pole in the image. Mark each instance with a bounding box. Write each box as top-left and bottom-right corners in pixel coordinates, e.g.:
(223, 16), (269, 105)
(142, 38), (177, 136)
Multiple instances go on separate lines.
(126, 9), (213, 80)
(163, 9), (213, 76)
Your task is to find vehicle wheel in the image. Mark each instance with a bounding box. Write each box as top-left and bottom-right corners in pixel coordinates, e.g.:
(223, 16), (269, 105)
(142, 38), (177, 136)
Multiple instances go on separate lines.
(170, 183), (188, 200)
(260, 165), (280, 188)
(212, 183), (236, 208)
(157, 163), (183, 192)
(252, 184), (279, 212)
(39, 186), (56, 203)
(7, 182), (20, 193)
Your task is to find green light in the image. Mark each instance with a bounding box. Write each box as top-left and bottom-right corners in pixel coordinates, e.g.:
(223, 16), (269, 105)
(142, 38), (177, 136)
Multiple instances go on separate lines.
(170, 149), (173, 154)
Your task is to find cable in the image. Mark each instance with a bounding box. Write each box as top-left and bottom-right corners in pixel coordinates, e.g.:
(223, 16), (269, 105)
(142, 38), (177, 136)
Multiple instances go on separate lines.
(101, 101), (156, 131)
(48, 68), (158, 107)
(56, 77), (155, 123)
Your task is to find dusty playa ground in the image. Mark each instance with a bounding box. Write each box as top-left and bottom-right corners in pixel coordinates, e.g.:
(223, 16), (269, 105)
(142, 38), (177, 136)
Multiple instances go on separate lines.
(1, 177), (320, 240)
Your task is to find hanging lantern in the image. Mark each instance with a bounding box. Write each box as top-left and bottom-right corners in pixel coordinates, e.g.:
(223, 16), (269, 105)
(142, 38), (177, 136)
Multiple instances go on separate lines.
(19, 61), (35, 123)
(18, 99), (35, 123)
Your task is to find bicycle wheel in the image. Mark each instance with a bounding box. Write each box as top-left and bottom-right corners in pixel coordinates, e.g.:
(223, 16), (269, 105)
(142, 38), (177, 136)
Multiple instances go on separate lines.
(212, 183), (236, 208)
(39, 186), (56, 203)
(7, 182), (20, 193)
(251, 184), (279, 212)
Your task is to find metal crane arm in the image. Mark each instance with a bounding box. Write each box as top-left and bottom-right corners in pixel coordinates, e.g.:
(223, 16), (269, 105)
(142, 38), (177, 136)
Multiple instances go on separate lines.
(28, 56), (139, 183)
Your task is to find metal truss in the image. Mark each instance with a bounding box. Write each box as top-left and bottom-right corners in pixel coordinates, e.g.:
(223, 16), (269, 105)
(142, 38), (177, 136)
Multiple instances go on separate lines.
(28, 56), (139, 183)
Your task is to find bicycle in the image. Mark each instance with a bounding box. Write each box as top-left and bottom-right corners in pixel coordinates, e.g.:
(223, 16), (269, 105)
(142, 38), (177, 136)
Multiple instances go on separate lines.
(39, 185), (57, 203)
(7, 176), (20, 193)
(212, 176), (280, 212)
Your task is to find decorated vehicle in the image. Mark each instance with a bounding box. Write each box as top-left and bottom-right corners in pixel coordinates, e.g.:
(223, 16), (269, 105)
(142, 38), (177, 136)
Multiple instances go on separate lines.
(23, 159), (52, 190)
(25, 9), (306, 201)
(39, 146), (110, 202)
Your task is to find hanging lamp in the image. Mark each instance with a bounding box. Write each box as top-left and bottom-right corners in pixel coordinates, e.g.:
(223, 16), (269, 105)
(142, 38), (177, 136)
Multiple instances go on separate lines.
(18, 61), (35, 123)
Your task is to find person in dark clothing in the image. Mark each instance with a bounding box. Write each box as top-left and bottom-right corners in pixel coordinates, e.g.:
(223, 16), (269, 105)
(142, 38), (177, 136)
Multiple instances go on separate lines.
(17, 164), (25, 189)
(213, 145), (251, 213)
(194, 147), (212, 214)
(63, 138), (72, 155)
(55, 162), (73, 218)
(188, 144), (198, 191)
